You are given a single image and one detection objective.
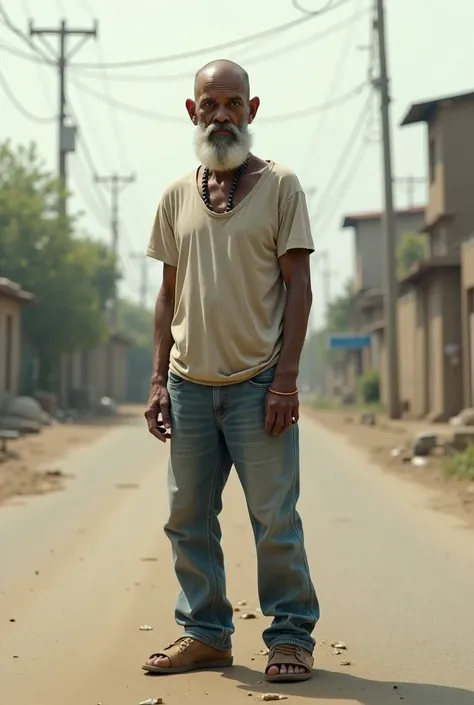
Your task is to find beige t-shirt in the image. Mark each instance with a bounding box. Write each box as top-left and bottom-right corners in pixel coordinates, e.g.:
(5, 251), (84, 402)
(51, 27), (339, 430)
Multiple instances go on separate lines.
(147, 161), (314, 385)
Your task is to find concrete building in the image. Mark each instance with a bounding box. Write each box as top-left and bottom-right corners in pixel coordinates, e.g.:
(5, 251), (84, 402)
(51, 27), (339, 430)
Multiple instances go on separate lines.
(58, 332), (131, 410)
(397, 90), (474, 420)
(341, 208), (426, 404)
(0, 278), (34, 407)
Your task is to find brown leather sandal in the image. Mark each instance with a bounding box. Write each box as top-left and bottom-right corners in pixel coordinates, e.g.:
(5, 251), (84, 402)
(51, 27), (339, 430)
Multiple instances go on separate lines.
(142, 636), (233, 675)
(265, 644), (314, 683)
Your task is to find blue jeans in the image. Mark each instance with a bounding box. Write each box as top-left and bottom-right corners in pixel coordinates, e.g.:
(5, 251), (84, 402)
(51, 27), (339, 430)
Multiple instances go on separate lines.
(165, 366), (319, 653)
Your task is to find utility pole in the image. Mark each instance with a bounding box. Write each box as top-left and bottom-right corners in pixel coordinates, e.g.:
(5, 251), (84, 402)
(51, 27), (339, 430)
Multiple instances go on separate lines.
(29, 20), (97, 218)
(394, 175), (426, 207)
(95, 173), (136, 324)
(374, 0), (400, 419)
(130, 252), (149, 309)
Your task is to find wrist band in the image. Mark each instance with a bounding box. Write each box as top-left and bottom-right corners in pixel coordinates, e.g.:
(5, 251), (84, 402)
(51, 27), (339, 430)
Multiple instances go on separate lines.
(268, 387), (299, 396)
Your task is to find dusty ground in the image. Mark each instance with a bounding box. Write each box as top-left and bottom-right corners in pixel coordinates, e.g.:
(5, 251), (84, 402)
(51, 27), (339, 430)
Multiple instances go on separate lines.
(0, 405), (144, 506)
(1, 414), (474, 704)
(305, 406), (474, 530)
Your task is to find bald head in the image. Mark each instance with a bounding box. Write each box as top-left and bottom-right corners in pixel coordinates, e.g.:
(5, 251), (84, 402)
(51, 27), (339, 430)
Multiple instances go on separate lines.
(194, 59), (250, 100)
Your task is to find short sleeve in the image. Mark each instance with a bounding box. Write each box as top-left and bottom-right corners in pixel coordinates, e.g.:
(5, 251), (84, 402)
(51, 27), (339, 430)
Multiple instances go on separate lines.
(277, 191), (315, 258)
(146, 200), (179, 266)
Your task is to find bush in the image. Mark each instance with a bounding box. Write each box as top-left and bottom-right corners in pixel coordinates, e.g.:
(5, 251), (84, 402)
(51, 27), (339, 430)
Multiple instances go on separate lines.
(444, 445), (474, 480)
(357, 369), (380, 404)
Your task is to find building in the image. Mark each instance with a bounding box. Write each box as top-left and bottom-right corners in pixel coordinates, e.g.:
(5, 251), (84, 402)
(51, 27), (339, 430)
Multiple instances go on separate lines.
(0, 278), (34, 407)
(396, 90), (474, 420)
(58, 332), (131, 411)
(341, 207), (426, 403)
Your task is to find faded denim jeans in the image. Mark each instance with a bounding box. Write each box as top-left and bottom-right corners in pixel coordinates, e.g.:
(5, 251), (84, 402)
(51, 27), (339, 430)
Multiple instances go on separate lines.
(165, 366), (319, 653)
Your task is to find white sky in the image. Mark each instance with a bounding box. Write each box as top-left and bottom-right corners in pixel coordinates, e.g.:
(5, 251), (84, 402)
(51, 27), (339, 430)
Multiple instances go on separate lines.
(1, 0), (473, 328)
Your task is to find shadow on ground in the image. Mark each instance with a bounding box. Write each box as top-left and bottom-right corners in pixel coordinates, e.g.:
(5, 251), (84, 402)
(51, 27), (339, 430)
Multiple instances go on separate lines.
(221, 665), (474, 704)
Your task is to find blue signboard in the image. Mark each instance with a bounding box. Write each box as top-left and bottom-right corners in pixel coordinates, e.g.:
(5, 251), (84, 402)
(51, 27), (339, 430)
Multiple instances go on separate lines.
(328, 334), (371, 350)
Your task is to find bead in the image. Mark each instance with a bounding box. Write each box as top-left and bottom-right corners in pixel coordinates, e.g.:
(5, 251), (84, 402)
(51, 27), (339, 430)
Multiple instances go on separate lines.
(201, 156), (249, 212)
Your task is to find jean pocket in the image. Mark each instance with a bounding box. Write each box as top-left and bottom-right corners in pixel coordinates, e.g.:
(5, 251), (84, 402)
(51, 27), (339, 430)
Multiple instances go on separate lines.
(247, 367), (275, 389)
(168, 372), (188, 389)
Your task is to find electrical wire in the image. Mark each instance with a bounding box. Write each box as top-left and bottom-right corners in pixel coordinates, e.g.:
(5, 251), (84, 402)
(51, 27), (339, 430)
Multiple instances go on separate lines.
(0, 1), (53, 63)
(310, 91), (373, 226)
(72, 1), (353, 70)
(292, 0), (337, 16)
(71, 7), (368, 84)
(69, 74), (368, 125)
(300, 0), (365, 182)
(0, 67), (55, 123)
(0, 39), (53, 64)
(262, 82), (367, 123)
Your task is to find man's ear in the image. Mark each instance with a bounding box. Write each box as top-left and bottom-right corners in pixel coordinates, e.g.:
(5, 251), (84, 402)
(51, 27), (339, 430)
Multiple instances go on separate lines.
(248, 96), (260, 124)
(186, 98), (197, 124)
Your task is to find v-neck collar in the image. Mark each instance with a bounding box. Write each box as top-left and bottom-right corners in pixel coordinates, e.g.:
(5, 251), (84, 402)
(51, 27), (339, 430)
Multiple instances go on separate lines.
(194, 160), (274, 218)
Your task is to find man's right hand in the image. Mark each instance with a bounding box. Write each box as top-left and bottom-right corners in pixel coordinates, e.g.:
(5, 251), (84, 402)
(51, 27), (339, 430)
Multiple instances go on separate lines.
(144, 382), (172, 443)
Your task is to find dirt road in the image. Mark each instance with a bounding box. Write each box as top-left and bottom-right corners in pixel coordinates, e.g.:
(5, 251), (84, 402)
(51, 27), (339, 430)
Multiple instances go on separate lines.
(1, 415), (474, 704)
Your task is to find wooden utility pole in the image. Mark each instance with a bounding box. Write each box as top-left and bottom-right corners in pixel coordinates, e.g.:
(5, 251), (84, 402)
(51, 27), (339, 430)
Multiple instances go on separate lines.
(29, 19), (97, 218)
(374, 0), (400, 419)
(95, 173), (136, 324)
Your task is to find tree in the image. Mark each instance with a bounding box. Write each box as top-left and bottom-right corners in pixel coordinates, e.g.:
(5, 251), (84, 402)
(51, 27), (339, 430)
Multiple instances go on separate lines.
(397, 231), (427, 278)
(325, 279), (354, 332)
(0, 141), (120, 390)
(117, 299), (153, 402)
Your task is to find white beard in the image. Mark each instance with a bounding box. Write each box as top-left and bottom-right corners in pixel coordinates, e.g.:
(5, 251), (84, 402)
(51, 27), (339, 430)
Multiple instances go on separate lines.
(194, 121), (252, 171)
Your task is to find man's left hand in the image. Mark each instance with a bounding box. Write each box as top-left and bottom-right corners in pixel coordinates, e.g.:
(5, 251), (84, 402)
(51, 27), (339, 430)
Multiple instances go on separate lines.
(265, 389), (299, 436)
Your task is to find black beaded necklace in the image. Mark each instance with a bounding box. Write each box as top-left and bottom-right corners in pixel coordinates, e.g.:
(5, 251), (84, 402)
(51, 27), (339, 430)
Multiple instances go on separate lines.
(201, 156), (250, 213)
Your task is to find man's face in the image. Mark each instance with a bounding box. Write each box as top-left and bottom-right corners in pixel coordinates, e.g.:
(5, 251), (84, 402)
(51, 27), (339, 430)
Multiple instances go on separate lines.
(186, 67), (260, 171)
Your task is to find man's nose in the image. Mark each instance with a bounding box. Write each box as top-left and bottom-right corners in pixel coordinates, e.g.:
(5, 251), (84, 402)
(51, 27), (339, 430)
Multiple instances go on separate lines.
(214, 106), (230, 122)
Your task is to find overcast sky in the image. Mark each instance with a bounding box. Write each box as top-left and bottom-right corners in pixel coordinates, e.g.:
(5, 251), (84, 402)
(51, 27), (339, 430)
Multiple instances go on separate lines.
(1, 0), (473, 328)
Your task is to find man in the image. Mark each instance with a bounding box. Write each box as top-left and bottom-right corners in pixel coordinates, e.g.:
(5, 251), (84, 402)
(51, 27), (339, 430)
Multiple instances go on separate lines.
(143, 59), (319, 683)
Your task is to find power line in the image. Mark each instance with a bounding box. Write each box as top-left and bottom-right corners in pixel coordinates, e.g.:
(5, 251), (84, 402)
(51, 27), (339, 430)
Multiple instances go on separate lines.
(292, 0), (338, 15)
(315, 130), (370, 236)
(300, 0), (365, 181)
(70, 7), (368, 84)
(0, 39), (52, 63)
(0, 1), (52, 63)
(0, 67), (55, 123)
(69, 74), (368, 125)
(310, 90), (373, 224)
(72, 2), (352, 70)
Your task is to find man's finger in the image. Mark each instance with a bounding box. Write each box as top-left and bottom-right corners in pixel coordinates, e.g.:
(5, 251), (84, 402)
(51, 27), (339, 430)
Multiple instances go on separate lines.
(265, 404), (276, 434)
(278, 410), (293, 435)
(271, 410), (286, 436)
(149, 424), (168, 442)
(160, 399), (171, 428)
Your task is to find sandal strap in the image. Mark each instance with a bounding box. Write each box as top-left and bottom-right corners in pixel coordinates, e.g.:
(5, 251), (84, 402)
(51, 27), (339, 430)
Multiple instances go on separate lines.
(266, 644), (314, 673)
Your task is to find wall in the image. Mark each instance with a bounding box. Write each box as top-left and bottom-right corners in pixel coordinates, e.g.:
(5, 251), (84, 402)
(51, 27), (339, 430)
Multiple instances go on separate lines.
(397, 293), (417, 414)
(440, 268), (463, 419)
(353, 211), (426, 293)
(0, 295), (23, 405)
(461, 240), (474, 406)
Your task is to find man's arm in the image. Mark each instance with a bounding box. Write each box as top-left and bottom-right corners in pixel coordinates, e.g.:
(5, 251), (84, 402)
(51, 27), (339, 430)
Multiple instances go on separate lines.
(265, 248), (312, 435)
(273, 248), (312, 390)
(145, 264), (176, 441)
(151, 264), (177, 386)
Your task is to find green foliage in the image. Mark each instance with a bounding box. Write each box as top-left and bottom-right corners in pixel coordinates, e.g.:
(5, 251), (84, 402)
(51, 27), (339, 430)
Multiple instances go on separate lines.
(397, 231), (428, 278)
(0, 141), (120, 390)
(357, 368), (380, 404)
(325, 279), (354, 332)
(117, 299), (153, 402)
(444, 445), (474, 481)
